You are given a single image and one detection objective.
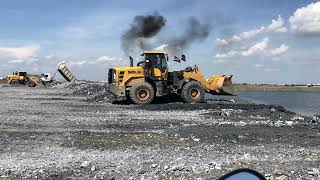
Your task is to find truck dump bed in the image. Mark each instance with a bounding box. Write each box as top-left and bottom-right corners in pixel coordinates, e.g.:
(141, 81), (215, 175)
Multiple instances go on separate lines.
(57, 63), (77, 82)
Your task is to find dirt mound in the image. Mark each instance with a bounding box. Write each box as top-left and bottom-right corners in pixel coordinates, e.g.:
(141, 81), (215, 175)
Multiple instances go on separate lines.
(50, 81), (120, 103)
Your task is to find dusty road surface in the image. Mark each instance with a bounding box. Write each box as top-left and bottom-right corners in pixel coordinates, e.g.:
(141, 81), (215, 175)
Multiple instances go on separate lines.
(0, 82), (319, 179)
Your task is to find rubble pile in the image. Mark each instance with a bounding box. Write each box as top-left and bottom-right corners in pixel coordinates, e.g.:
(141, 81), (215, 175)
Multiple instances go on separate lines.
(50, 81), (120, 103)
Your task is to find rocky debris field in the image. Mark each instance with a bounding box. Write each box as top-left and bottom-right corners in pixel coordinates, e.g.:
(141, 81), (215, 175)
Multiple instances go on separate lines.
(0, 81), (319, 180)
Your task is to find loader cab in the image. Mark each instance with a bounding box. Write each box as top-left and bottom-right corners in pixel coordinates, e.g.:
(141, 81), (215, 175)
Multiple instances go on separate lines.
(142, 51), (168, 78)
(12, 71), (27, 77)
(18, 72), (27, 77)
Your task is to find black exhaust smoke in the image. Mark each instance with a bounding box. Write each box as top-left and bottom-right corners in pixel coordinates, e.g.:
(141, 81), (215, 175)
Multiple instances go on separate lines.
(166, 17), (211, 53)
(121, 12), (166, 55)
(121, 12), (211, 55)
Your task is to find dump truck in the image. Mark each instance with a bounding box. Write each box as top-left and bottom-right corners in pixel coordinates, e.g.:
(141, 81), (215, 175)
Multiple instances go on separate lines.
(57, 63), (77, 82)
(107, 51), (233, 104)
(40, 73), (53, 84)
(6, 71), (45, 87)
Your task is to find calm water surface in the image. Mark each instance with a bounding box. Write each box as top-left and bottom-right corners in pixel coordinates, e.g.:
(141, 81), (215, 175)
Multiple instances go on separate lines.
(208, 92), (320, 116)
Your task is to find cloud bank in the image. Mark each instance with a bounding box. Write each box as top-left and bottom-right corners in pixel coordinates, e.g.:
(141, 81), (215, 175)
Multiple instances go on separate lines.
(215, 38), (289, 59)
(289, 2), (320, 35)
(216, 15), (287, 46)
(0, 44), (40, 59)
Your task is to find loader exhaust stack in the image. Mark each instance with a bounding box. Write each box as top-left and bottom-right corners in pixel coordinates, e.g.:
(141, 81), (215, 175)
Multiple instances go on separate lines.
(129, 56), (134, 67)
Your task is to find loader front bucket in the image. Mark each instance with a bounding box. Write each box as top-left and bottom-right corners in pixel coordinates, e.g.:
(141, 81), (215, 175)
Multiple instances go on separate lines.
(206, 75), (235, 95)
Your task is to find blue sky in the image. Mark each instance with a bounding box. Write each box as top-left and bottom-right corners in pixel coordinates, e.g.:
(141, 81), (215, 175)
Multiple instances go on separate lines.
(0, 0), (319, 83)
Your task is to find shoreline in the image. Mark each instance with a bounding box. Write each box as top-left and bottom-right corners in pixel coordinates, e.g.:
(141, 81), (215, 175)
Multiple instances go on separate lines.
(234, 84), (320, 93)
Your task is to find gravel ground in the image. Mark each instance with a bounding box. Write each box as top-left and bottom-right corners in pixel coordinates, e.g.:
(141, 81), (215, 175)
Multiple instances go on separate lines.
(0, 81), (319, 180)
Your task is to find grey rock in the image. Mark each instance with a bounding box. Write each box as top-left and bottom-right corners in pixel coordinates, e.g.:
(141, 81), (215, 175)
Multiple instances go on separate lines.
(171, 164), (185, 172)
(308, 168), (319, 177)
(38, 169), (45, 174)
(286, 121), (293, 126)
(91, 165), (96, 172)
(164, 165), (169, 171)
(291, 116), (304, 121)
(80, 161), (91, 168)
(214, 164), (222, 170)
(275, 175), (289, 180)
(150, 164), (158, 168)
(138, 169), (146, 174)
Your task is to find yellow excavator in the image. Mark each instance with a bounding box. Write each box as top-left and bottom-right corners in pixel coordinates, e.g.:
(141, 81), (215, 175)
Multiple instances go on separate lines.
(107, 51), (234, 104)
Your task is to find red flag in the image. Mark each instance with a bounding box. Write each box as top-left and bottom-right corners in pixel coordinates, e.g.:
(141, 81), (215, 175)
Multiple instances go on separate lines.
(173, 56), (181, 63)
(181, 54), (186, 61)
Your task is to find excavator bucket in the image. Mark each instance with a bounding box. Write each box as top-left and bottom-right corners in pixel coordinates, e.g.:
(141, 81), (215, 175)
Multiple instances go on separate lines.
(206, 75), (234, 95)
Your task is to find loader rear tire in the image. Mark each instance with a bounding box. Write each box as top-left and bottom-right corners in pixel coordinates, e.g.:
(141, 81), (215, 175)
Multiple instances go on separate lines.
(9, 80), (19, 85)
(129, 82), (154, 104)
(180, 81), (205, 103)
(27, 80), (37, 87)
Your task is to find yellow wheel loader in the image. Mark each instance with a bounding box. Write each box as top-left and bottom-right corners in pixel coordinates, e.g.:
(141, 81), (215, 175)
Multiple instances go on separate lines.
(6, 71), (43, 87)
(107, 51), (234, 104)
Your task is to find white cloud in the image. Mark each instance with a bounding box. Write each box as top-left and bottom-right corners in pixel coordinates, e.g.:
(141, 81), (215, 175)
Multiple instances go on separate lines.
(44, 54), (56, 59)
(254, 64), (280, 72)
(215, 38), (269, 59)
(270, 44), (289, 56)
(68, 56), (126, 67)
(8, 59), (26, 64)
(216, 15), (287, 46)
(0, 44), (40, 59)
(155, 44), (169, 51)
(215, 38), (288, 60)
(69, 60), (88, 67)
(264, 68), (280, 72)
(96, 56), (121, 63)
(241, 38), (269, 56)
(289, 2), (320, 35)
(216, 38), (229, 46)
(241, 27), (266, 39)
(268, 15), (288, 33)
(215, 51), (238, 59)
(255, 64), (264, 68)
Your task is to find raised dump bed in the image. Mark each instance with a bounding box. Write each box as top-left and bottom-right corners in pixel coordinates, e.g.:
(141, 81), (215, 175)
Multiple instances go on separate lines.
(57, 63), (77, 82)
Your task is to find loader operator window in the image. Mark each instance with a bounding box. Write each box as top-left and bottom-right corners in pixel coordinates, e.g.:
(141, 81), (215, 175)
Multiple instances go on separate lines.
(144, 53), (168, 73)
(19, 72), (27, 76)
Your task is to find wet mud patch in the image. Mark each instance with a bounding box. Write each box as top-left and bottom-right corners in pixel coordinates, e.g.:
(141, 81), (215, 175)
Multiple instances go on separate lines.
(132, 101), (292, 113)
(61, 131), (183, 150)
(177, 124), (320, 147)
(25, 97), (72, 101)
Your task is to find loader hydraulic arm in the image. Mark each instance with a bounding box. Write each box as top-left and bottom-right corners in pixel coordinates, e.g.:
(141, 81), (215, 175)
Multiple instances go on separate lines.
(183, 65), (234, 95)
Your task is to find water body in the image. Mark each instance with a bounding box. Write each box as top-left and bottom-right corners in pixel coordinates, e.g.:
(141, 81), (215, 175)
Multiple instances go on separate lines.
(208, 92), (320, 116)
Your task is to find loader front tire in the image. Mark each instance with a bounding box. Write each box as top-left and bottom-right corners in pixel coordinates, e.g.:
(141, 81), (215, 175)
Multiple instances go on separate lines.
(180, 81), (205, 103)
(129, 82), (154, 104)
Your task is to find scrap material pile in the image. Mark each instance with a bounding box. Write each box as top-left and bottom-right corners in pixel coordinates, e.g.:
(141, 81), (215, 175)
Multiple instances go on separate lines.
(50, 81), (121, 103)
